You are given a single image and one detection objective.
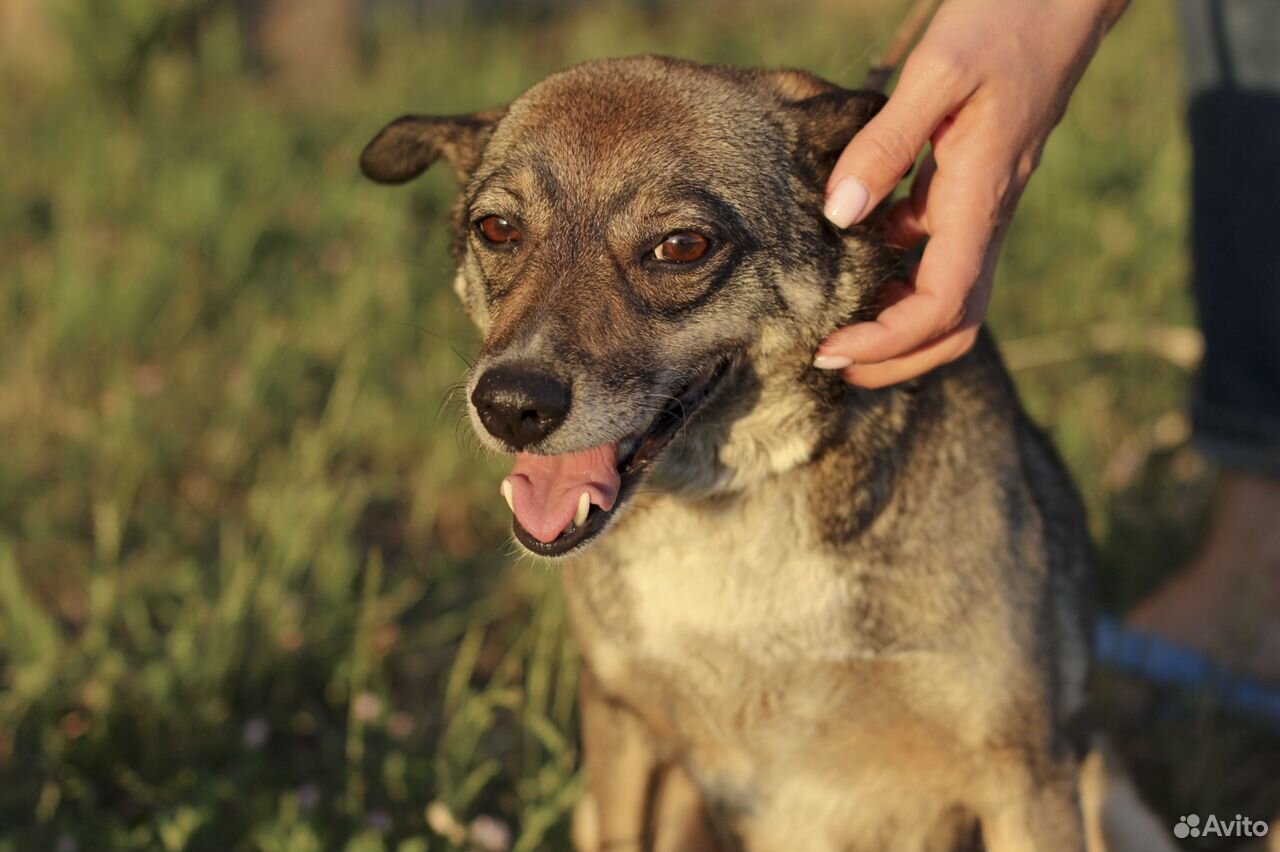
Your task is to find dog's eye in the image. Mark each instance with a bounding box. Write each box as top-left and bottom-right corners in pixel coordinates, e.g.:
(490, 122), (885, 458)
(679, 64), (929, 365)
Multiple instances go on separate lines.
(654, 232), (709, 263)
(477, 215), (522, 244)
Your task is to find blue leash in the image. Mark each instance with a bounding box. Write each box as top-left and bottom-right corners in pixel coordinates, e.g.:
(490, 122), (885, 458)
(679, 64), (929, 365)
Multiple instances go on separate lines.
(1094, 616), (1280, 730)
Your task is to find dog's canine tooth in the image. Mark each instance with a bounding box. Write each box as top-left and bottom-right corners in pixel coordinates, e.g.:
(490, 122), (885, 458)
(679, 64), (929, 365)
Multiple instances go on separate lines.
(574, 491), (590, 528)
(501, 479), (515, 514)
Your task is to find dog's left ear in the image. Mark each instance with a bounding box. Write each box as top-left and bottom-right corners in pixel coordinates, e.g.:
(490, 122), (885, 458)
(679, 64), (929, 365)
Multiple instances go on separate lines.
(787, 88), (887, 175)
(360, 108), (506, 185)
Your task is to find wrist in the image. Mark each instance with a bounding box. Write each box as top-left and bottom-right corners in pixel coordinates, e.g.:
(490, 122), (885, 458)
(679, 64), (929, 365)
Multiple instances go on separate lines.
(1045, 0), (1129, 78)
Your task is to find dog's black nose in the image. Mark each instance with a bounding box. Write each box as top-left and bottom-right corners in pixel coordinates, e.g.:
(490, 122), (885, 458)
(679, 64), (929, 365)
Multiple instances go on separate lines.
(471, 366), (571, 450)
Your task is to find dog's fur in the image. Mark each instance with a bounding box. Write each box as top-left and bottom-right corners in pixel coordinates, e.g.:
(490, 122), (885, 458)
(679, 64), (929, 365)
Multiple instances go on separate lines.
(362, 55), (1094, 852)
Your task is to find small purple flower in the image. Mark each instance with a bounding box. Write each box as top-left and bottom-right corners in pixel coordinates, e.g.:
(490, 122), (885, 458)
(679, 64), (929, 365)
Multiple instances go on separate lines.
(295, 783), (321, 811)
(242, 716), (270, 750)
(352, 691), (383, 723)
(366, 809), (391, 833)
(469, 815), (512, 852)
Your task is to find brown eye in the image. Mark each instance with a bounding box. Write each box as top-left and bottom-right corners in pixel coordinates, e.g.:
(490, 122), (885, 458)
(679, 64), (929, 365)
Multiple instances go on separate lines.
(477, 215), (521, 244)
(654, 232), (709, 263)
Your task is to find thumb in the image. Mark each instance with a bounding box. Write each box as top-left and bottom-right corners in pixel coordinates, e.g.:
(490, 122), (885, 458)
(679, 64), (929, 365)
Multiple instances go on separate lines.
(823, 70), (954, 228)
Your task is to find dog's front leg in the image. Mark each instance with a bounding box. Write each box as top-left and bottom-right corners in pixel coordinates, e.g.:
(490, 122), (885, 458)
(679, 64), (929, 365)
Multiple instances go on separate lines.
(649, 761), (724, 852)
(574, 664), (659, 852)
(574, 665), (722, 852)
(977, 752), (1085, 852)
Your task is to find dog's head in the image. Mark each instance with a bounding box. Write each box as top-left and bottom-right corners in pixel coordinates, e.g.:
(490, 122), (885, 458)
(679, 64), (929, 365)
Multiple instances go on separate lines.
(362, 56), (893, 557)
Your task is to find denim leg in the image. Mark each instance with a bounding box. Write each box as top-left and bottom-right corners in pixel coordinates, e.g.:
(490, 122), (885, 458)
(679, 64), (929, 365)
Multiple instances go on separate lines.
(1178, 0), (1280, 473)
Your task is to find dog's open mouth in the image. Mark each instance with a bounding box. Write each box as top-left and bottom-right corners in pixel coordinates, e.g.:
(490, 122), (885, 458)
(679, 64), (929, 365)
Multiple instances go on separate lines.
(500, 356), (733, 557)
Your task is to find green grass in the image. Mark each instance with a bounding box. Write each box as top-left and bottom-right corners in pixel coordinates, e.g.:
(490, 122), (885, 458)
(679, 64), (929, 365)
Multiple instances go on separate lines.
(0, 1), (1273, 850)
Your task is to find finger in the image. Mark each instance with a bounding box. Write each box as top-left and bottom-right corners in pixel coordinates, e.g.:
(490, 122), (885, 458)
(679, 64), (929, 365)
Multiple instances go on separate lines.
(883, 153), (935, 248)
(907, 150), (937, 218)
(824, 57), (968, 228)
(841, 327), (978, 389)
(839, 323), (981, 388)
(816, 185), (998, 365)
(876, 277), (916, 312)
(883, 198), (927, 249)
(811, 275), (918, 371)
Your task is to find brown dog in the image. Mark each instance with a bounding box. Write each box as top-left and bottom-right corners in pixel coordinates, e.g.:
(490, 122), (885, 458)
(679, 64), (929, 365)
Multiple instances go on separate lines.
(362, 56), (1095, 852)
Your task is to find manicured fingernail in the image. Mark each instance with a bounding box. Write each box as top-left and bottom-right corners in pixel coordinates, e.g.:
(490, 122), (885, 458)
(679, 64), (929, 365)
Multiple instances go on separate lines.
(823, 177), (869, 228)
(813, 354), (854, 370)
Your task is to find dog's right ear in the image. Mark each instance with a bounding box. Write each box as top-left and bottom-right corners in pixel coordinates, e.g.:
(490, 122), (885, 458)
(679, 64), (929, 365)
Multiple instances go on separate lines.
(788, 88), (887, 174)
(359, 108), (506, 185)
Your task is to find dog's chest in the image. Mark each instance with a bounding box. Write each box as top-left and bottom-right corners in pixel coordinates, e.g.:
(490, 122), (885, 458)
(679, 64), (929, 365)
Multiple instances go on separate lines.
(563, 489), (982, 848)
(571, 488), (863, 679)
(560, 484), (932, 774)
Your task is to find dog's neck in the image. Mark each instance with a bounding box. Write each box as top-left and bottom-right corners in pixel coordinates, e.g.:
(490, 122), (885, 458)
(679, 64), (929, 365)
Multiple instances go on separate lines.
(652, 338), (919, 501)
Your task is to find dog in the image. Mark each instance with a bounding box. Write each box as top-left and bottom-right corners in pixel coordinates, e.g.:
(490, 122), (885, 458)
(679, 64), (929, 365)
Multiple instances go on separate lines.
(361, 55), (1096, 852)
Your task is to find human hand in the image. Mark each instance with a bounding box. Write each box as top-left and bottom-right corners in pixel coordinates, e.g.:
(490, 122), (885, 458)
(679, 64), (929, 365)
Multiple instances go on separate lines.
(814, 0), (1128, 387)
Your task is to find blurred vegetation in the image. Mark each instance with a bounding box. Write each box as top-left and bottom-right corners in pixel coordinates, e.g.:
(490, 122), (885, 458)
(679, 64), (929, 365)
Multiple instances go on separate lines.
(0, 0), (1274, 850)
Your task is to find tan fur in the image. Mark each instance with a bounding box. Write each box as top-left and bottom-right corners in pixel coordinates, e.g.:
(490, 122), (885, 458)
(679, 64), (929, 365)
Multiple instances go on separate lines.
(361, 56), (1119, 852)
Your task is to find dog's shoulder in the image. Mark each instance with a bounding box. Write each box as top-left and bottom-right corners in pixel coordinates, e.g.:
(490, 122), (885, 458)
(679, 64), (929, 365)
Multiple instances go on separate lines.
(803, 328), (1024, 544)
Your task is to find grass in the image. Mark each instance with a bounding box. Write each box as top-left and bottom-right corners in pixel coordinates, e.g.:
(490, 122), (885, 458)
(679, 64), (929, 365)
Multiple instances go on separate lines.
(0, 1), (1274, 850)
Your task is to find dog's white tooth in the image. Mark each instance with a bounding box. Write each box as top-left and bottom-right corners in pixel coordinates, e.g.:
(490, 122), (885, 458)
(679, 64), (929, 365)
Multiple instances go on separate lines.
(574, 491), (590, 528)
(501, 479), (515, 514)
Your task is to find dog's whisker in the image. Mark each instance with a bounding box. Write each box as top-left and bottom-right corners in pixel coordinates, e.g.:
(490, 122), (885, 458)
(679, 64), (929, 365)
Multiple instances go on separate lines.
(386, 320), (475, 367)
(435, 380), (468, 422)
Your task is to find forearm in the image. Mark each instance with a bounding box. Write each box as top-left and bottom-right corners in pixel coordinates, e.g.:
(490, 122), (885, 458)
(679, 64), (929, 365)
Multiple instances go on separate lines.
(1099, 0), (1132, 29)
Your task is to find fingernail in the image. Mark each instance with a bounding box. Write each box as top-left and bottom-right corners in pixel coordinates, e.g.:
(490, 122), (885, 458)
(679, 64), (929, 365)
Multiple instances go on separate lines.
(813, 354), (854, 370)
(823, 177), (869, 228)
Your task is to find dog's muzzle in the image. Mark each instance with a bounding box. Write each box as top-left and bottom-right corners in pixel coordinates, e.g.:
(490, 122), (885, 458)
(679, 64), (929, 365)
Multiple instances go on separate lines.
(486, 354), (736, 557)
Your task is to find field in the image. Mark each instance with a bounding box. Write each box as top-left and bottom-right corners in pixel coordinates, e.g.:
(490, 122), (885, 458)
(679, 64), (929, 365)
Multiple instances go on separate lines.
(1, 1), (1275, 850)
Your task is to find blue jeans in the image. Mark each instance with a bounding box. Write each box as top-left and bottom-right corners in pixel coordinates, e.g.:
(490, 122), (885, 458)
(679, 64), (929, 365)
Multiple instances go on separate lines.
(1179, 0), (1280, 473)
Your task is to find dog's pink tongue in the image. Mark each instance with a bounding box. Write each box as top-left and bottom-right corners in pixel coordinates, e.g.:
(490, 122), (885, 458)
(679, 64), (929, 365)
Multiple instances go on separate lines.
(503, 444), (621, 543)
